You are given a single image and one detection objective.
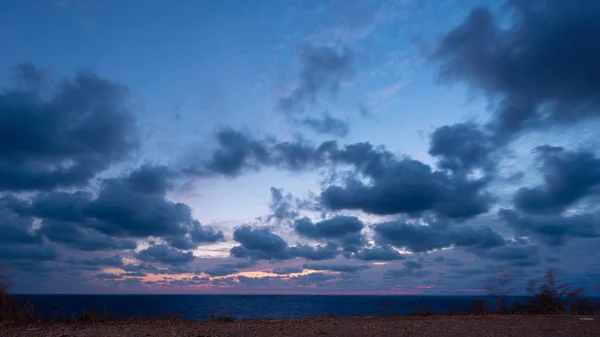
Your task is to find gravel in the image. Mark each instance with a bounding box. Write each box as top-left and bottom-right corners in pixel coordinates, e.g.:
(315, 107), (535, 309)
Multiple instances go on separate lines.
(3, 315), (600, 336)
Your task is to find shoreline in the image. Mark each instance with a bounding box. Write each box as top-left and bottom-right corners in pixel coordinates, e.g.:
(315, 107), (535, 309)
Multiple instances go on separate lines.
(4, 315), (600, 337)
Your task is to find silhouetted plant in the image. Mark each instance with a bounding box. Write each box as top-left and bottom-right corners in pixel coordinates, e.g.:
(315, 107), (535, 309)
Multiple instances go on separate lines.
(0, 281), (39, 324)
(485, 267), (515, 314)
(409, 302), (434, 316)
(377, 298), (396, 317)
(525, 269), (578, 314)
(209, 309), (237, 322)
(469, 299), (488, 315)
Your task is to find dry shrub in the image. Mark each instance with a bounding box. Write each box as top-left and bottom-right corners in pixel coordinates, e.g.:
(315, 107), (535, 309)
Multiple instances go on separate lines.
(525, 269), (598, 314)
(209, 309), (237, 323)
(0, 282), (39, 324)
(377, 298), (396, 317)
(409, 302), (434, 316)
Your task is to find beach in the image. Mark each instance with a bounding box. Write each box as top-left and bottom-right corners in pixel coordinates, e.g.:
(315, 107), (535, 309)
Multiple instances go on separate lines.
(4, 315), (600, 337)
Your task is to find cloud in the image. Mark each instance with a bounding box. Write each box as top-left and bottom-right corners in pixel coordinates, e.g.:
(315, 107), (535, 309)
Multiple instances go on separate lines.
(429, 122), (494, 173)
(288, 243), (339, 261)
(135, 244), (195, 266)
(384, 268), (430, 279)
(294, 272), (336, 286)
(374, 220), (505, 253)
(270, 267), (304, 275)
(277, 46), (354, 114)
(303, 263), (369, 273)
(0, 244), (57, 261)
(267, 187), (299, 224)
(301, 113), (350, 137)
(295, 216), (364, 238)
(186, 131), (494, 220)
(500, 209), (600, 246)
(126, 164), (177, 195)
(0, 197), (42, 245)
(480, 243), (540, 267)
(230, 225), (341, 261)
(352, 245), (406, 261)
(38, 220), (137, 251)
(67, 255), (124, 268)
(204, 261), (258, 277)
(194, 128), (272, 177)
(431, 0), (600, 133)
(0, 164), (223, 272)
(0, 64), (136, 192)
(233, 225), (288, 254)
(22, 165), (222, 250)
(294, 216), (365, 252)
(404, 260), (423, 269)
(13, 63), (47, 86)
(85, 180), (191, 239)
(318, 142), (492, 219)
(184, 129), (325, 177)
(96, 273), (123, 280)
(0, 196), (57, 263)
(513, 146), (600, 214)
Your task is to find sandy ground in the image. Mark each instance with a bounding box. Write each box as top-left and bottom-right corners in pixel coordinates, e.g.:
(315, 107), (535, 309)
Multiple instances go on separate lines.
(3, 315), (600, 337)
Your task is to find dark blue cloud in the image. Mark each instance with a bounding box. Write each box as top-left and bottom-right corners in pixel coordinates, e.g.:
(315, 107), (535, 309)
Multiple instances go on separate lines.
(231, 225), (340, 261)
(270, 267), (304, 275)
(289, 243), (339, 261)
(202, 127), (271, 177)
(126, 164), (176, 195)
(480, 243), (540, 267)
(184, 130), (326, 177)
(135, 244), (195, 266)
(277, 46), (354, 114)
(432, 0), (600, 133)
(204, 260), (257, 277)
(374, 220), (505, 253)
(429, 122), (494, 173)
(0, 65), (136, 192)
(22, 165), (222, 250)
(303, 263), (369, 273)
(300, 113), (350, 138)
(384, 268), (430, 279)
(319, 144), (492, 218)
(0, 244), (56, 261)
(96, 273), (123, 280)
(38, 220), (137, 251)
(294, 216), (365, 252)
(514, 146), (600, 214)
(500, 209), (600, 246)
(294, 272), (337, 286)
(295, 216), (364, 239)
(352, 245), (406, 261)
(267, 187), (299, 224)
(185, 132), (492, 220)
(233, 225), (288, 253)
(0, 198), (41, 245)
(404, 260), (423, 270)
(67, 255), (124, 268)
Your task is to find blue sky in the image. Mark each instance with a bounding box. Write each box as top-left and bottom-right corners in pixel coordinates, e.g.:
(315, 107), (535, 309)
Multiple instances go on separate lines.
(1, 0), (600, 295)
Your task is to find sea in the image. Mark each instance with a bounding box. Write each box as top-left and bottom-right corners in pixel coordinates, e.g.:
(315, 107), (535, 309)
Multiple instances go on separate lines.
(14, 295), (530, 321)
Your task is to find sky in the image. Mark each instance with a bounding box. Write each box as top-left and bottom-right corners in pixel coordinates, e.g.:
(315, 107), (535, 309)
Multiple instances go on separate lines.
(1, 0), (600, 295)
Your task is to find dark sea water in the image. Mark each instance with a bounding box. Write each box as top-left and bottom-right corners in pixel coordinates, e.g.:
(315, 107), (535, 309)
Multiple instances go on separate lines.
(14, 295), (530, 321)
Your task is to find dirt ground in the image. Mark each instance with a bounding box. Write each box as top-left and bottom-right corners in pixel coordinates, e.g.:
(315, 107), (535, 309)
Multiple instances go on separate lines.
(4, 315), (600, 337)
